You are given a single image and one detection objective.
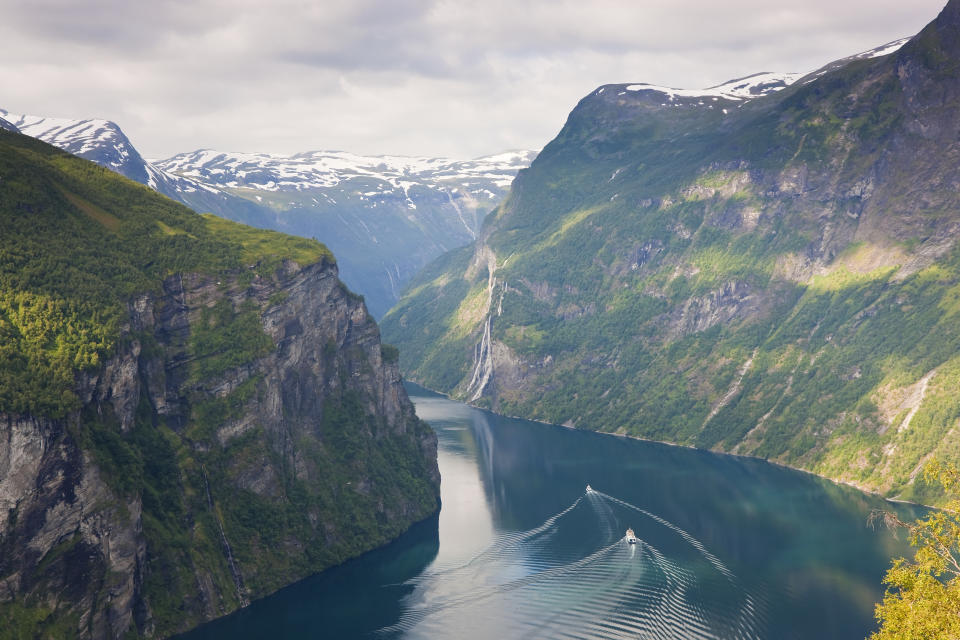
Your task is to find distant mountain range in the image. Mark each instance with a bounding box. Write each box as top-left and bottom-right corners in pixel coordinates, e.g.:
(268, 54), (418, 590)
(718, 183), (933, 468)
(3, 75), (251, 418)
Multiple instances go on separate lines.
(156, 147), (535, 316)
(382, 2), (960, 507)
(0, 108), (535, 316)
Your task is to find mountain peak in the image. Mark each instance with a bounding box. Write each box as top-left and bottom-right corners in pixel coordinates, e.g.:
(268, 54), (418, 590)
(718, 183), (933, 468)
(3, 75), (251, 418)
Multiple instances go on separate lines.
(594, 36), (912, 113)
(156, 147), (537, 192)
(926, 0), (960, 53)
(886, 0), (960, 67)
(0, 109), (149, 182)
(940, 0), (960, 24)
(384, 0), (960, 503)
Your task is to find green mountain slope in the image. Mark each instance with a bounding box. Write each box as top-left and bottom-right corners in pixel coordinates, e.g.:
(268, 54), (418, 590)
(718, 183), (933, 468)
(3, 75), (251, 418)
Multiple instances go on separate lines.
(0, 130), (439, 638)
(0, 132), (330, 419)
(383, 0), (960, 503)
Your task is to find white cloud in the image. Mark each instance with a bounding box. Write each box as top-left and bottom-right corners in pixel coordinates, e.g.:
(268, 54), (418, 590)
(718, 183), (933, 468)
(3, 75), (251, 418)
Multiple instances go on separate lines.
(0, 0), (946, 159)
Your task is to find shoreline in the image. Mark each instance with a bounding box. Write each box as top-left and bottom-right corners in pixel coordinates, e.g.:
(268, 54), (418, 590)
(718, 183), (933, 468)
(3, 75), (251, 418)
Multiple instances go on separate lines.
(403, 378), (932, 510)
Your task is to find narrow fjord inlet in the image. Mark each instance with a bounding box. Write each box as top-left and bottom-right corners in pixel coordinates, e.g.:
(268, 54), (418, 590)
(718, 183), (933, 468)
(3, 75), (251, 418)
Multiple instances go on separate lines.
(4, 0), (960, 637)
(182, 386), (921, 639)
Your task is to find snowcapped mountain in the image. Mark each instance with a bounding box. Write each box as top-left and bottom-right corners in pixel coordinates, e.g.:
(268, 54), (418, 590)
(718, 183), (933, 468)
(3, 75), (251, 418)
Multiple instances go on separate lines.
(0, 110), (152, 181)
(620, 71), (804, 103)
(0, 115), (18, 132)
(597, 37), (910, 108)
(153, 148), (537, 315)
(156, 148), (533, 194)
(154, 148), (536, 245)
(4, 36), (909, 316)
(1, 106), (535, 315)
(797, 37), (912, 83)
(0, 108), (271, 227)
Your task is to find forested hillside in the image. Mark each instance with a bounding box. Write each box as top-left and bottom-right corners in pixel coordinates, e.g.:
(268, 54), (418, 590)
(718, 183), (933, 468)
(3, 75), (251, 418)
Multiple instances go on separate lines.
(0, 129), (439, 638)
(383, 0), (960, 502)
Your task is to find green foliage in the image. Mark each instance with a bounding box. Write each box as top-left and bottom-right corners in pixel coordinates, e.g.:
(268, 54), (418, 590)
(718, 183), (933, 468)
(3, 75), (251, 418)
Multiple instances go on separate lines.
(188, 375), (262, 441)
(381, 245), (473, 386)
(870, 462), (960, 639)
(0, 130), (443, 638)
(384, 27), (960, 500)
(0, 129), (331, 418)
(380, 343), (400, 364)
(199, 213), (333, 272)
(267, 291), (289, 307)
(0, 600), (78, 640)
(187, 390), (439, 598)
(189, 299), (273, 382)
(65, 362), (437, 636)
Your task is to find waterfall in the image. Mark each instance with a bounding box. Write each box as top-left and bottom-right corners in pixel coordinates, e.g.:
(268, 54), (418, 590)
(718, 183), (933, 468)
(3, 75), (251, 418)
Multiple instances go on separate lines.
(703, 348), (757, 427)
(445, 189), (477, 239)
(384, 264), (399, 300)
(467, 314), (494, 402)
(201, 464), (248, 607)
(466, 250), (498, 401)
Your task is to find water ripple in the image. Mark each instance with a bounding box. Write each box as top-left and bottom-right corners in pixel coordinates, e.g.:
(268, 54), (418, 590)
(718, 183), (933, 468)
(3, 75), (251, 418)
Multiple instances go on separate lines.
(379, 489), (766, 639)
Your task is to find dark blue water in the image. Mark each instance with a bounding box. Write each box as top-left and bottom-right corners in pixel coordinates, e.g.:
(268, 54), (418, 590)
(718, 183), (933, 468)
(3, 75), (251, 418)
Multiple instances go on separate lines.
(180, 384), (922, 639)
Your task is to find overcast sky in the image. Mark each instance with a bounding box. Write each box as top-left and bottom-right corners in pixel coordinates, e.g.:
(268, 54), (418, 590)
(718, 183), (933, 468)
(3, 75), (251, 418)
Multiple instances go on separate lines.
(0, 0), (946, 160)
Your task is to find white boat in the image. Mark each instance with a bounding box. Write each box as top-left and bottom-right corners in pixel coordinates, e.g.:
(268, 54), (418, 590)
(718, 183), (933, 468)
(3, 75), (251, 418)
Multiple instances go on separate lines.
(625, 528), (637, 544)
(586, 484), (593, 493)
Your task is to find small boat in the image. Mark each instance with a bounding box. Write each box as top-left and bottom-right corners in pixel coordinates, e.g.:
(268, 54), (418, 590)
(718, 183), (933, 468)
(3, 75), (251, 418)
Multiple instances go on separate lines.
(586, 484), (593, 493)
(625, 528), (637, 544)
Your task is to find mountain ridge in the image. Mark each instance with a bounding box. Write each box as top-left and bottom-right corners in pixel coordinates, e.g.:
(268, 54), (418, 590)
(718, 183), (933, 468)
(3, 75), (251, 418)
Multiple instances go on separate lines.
(0, 128), (439, 638)
(0, 106), (534, 315)
(155, 147), (534, 193)
(383, 0), (960, 503)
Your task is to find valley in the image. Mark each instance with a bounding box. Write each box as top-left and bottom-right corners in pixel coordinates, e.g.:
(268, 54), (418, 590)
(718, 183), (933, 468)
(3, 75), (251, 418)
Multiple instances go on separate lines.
(178, 386), (924, 640)
(0, 130), (439, 637)
(383, 2), (960, 504)
(0, 108), (534, 317)
(2, 0), (959, 637)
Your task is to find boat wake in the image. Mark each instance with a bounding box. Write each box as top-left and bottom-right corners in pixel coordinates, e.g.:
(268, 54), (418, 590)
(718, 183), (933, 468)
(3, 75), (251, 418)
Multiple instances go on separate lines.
(378, 488), (766, 639)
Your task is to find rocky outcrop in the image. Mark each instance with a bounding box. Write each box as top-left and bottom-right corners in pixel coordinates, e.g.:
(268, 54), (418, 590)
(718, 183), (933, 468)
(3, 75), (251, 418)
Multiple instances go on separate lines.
(0, 415), (146, 639)
(668, 281), (760, 338)
(0, 258), (439, 638)
(383, 0), (960, 501)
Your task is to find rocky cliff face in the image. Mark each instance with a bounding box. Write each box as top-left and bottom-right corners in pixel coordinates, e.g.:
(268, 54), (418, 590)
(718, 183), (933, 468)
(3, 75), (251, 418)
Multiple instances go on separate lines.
(0, 415), (146, 638)
(0, 258), (439, 638)
(384, 0), (960, 502)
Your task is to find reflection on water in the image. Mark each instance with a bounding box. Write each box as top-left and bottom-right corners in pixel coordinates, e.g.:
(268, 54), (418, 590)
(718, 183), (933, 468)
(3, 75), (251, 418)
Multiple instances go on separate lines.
(181, 384), (923, 639)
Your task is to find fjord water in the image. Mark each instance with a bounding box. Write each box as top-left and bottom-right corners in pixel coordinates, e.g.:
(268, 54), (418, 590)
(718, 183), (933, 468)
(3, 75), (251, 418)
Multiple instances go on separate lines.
(181, 384), (922, 639)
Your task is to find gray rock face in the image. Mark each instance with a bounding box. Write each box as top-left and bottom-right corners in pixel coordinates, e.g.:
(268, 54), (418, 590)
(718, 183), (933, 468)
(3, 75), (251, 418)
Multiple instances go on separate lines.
(666, 281), (759, 339)
(383, 0), (960, 498)
(0, 258), (439, 638)
(0, 415), (147, 638)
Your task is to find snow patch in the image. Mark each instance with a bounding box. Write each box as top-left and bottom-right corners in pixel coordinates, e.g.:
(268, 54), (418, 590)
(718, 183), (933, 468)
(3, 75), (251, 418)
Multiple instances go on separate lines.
(625, 71), (803, 102)
(154, 148), (537, 194)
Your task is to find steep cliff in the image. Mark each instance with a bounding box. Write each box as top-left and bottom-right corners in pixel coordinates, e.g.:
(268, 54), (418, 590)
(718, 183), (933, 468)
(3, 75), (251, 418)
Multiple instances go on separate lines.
(0, 129), (439, 638)
(384, 0), (960, 501)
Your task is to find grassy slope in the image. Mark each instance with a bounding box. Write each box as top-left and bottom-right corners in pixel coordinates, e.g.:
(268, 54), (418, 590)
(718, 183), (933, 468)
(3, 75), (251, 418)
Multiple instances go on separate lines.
(0, 128), (332, 418)
(383, 8), (960, 503)
(0, 129), (438, 637)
